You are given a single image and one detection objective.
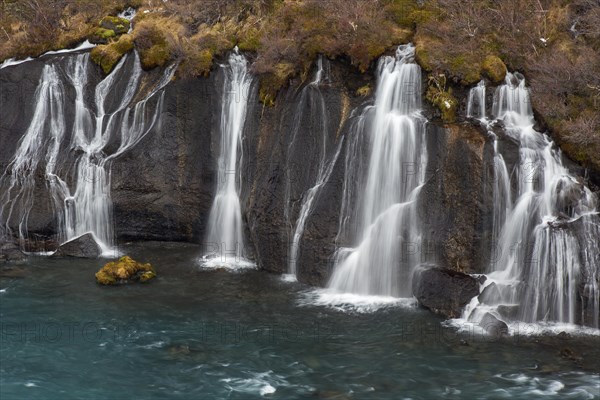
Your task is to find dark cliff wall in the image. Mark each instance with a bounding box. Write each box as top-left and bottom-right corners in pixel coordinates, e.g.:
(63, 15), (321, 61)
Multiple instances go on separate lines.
(0, 52), (498, 284)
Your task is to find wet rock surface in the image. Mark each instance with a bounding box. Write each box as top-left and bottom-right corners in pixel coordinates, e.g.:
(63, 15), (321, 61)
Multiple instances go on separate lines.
(52, 233), (102, 258)
(412, 265), (480, 318)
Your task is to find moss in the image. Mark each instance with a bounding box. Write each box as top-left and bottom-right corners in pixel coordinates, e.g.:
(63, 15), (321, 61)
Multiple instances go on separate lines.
(100, 16), (130, 35)
(415, 41), (432, 72)
(356, 84), (372, 97)
(482, 55), (507, 84)
(90, 27), (116, 44)
(90, 34), (134, 74)
(426, 74), (458, 123)
(258, 62), (296, 106)
(385, 0), (418, 28)
(95, 256), (156, 285)
(133, 16), (185, 70)
(237, 27), (261, 52)
(141, 44), (170, 69)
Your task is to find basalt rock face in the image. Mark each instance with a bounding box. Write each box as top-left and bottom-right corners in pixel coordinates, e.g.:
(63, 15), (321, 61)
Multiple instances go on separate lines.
(0, 52), (493, 285)
(3, 49), (596, 330)
(420, 123), (490, 274)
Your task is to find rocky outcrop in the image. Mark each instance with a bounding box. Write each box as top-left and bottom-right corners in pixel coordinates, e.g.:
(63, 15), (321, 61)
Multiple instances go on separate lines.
(420, 123), (489, 274)
(1, 51), (597, 327)
(95, 256), (156, 285)
(52, 233), (102, 258)
(412, 265), (480, 318)
(0, 242), (26, 262)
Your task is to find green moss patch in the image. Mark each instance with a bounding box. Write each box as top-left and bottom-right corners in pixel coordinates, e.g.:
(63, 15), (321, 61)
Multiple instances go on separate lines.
(482, 55), (507, 84)
(90, 34), (134, 74)
(95, 256), (156, 285)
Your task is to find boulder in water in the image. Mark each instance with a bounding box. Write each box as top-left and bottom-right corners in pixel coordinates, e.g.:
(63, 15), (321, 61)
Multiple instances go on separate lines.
(95, 256), (156, 285)
(412, 265), (480, 318)
(479, 312), (509, 337)
(52, 233), (102, 258)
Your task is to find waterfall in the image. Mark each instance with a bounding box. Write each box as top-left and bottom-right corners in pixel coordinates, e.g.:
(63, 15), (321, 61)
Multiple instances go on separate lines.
(283, 56), (343, 281)
(466, 80), (486, 121)
(464, 73), (600, 329)
(466, 82), (511, 251)
(325, 44), (427, 298)
(203, 50), (254, 268)
(0, 52), (175, 254)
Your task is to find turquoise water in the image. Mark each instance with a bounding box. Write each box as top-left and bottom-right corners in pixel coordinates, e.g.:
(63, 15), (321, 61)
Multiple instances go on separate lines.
(1, 243), (598, 399)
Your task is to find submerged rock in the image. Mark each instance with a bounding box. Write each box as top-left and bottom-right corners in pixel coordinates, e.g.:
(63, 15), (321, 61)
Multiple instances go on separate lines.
(412, 265), (479, 318)
(0, 241), (26, 262)
(52, 233), (102, 258)
(95, 256), (156, 285)
(0, 266), (28, 278)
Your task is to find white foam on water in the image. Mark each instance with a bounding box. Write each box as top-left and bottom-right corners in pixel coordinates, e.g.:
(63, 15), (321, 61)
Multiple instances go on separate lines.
(280, 274), (298, 283)
(493, 372), (599, 399)
(299, 288), (417, 313)
(221, 371), (283, 397)
(444, 317), (600, 337)
(0, 288), (7, 293)
(198, 255), (256, 271)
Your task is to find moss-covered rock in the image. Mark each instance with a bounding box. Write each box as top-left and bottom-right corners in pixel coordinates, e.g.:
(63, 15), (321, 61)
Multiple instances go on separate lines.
(356, 84), (372, 97)
(133, 16), (185, 70)
(259, 62), (296, 106)
(482, 55), (507, 84)
(90, 34), (134, 74)
(95, 256), (156, 285)
(90, 28), (116, 44)
(426, 73), (458, 123)
(100, 16), (130, 35)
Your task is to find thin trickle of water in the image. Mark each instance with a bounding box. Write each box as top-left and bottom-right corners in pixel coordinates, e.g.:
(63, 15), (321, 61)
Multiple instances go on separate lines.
(464, 73), (600, 329)
(467, 82), (511, 248)
(326, 44), (427, 298)
(203, 49), (254, 268)
(283, 56), (343, 281)
(0, 52), (174, 255)
(466, 80), (487, 121)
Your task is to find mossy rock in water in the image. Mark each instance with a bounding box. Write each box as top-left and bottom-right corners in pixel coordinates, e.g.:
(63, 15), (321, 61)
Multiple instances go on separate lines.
(95, 256), (156, 285)
(482, 55), (507, 84)
(90, 34), (134, 74)
(100, 16), (130, 35)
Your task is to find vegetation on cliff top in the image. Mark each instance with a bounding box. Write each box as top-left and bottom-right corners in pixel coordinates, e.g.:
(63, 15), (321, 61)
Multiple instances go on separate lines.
(1, 0), (599, 173)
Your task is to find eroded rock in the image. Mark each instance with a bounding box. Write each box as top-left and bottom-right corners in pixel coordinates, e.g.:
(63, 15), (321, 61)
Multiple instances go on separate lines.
(412, 265), (480, 318)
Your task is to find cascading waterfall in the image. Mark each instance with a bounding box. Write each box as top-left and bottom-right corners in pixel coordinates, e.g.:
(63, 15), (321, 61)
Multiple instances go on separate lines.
(203, 49), (253, 268)
(466, 80), (487, 122)
(325, 44), (427, 299)
(283, 56), (343, 281)
(464, 73), (600, 329)
(466, 82), (511, 250)
(0, 52), (175, 254)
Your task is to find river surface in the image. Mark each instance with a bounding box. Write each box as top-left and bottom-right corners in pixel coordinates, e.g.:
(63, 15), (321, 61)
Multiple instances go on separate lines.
(1, 243), (598, 399)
